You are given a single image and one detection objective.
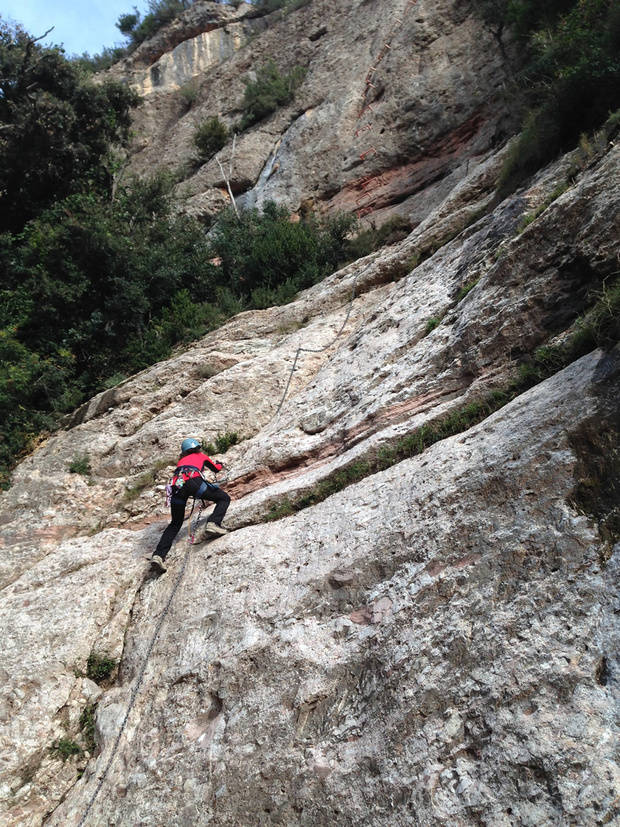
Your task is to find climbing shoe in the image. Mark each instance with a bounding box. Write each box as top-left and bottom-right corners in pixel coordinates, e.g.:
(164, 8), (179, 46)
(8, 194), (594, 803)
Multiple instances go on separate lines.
(150, 554), (167, 574)
(205, 522), (228, 536)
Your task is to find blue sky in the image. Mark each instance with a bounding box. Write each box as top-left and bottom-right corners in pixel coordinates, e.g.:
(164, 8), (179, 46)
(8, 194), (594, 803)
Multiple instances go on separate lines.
(1, 0), (151, 56)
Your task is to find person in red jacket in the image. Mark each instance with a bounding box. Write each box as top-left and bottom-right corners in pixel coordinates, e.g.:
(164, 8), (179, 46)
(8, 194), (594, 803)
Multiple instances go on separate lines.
(150, 437), (231, 573)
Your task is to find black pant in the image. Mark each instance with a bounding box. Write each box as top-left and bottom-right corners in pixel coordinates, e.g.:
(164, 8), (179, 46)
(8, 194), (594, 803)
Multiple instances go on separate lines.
(155, 477), (231, 560)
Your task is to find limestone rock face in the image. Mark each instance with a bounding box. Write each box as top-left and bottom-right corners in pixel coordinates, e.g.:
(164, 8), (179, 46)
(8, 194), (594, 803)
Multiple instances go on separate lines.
(0, 138), (618, 825)
(117, 0), (516, 223)
(109, 1), (255, 74)
(45, 351), (620, 827)
(1, 1), (619, 824)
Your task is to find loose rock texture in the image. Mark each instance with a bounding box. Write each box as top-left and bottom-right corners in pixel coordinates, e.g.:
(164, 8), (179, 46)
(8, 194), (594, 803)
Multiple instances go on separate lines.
(1, 1), (619, 824)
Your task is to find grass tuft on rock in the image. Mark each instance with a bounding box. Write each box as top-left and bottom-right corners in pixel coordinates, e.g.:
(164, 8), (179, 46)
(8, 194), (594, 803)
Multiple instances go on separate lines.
(68, 455), (91, 476)
(49, 738), (82, 761)
(79, 704), (97, 754)
(203, 431), (242, 455)
(86, 652), (116, 684)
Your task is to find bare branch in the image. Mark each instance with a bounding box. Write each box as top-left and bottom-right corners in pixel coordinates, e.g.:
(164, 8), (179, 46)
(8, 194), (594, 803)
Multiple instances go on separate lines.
(31, 26), (55, 45)
(216, 132), (240, 220)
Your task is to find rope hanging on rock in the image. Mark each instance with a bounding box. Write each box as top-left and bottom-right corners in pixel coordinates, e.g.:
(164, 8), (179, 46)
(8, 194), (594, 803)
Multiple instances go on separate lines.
(274, 0), (417, 416)
(77, 5), (419, 822)
(355, 0), (418, 217)
(77, 537), (194, 826)
(273, 258), (377, 417)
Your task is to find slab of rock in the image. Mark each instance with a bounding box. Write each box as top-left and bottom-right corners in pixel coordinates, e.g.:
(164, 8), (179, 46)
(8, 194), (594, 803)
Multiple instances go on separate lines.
(45, 348), (620, 826)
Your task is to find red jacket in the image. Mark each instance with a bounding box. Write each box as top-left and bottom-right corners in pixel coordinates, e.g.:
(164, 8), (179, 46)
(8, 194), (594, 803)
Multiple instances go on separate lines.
(172, 452), (222, 486)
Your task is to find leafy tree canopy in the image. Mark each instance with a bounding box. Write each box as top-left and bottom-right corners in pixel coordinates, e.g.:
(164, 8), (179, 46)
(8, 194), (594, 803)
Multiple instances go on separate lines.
(471, 0), (620, 191)
(0, 20), (140, 233)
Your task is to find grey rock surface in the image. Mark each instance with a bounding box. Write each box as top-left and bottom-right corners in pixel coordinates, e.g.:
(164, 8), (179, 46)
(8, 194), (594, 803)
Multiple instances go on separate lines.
(0, 1), (619, 823)
(116, 0), (516, 223)
(45, 349), (620, 827)
(0, 143), (618, 826)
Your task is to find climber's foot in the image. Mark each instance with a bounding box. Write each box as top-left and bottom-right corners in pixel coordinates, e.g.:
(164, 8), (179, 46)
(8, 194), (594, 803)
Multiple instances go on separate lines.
(150, 554), (167, 574)
(205, 522), (228, 536)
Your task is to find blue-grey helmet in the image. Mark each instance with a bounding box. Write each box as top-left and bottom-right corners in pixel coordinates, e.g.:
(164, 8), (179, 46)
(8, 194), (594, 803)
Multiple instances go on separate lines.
(181, 437), (201, 453)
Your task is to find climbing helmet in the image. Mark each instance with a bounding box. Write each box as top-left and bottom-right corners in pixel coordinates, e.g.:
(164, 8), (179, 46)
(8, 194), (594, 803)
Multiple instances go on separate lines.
(181, 437), (201, 453)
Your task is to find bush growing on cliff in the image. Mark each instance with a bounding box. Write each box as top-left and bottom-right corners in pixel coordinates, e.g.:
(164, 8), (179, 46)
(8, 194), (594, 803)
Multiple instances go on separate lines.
(1, 179), (355, 486)
(49, 738), (82, 761)
(69, 455), (92, 476)
(0, 26), (359, 489)
(86, 652), (116, 684)
(472, 0), (620, 192)
(210, 201), (355, 300)
(116, 0), (194, 49)
(71, 45), (130, 74)
(344, 215), (412, 260)
(193, 117), (229, 163)
(240, 60), (306, 129)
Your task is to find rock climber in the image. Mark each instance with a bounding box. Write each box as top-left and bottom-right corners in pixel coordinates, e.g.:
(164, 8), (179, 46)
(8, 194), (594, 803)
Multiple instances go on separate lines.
(150, 437), (231, 573)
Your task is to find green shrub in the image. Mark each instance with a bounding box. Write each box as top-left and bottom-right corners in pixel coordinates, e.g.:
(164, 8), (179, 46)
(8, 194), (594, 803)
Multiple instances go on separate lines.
(203, 431), (242, 455)
(240, 60), (306, 129)
(71, 46), (130, 74)
(518, 184), (569, 232)
(569, 277), (620, 353)
(0, 22), (139, 233)
(265, 499), (296, 521)
(116, 0), (193, 49)
(193, 117), (228, 163)
(211, 202), (355, 301)
(86, 652), (116, 684)
(69, 455), (91, 475)
(455, 279), (479, 303)
(102, 372), (128, 390)
(484, 0), (620, 194)
(50, 738), (82, 761)
(79, 704), (97, 754)
(344, 215), (412, 260)
(1, 178), (353, 486)
(179, 81), (200, 111)
(250, 279), (300, 309)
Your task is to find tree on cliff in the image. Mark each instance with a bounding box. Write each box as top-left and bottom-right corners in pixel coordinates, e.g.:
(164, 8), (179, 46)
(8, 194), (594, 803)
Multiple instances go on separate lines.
(116, 0), (194, 48)
(0, 22), (354, 489)
(0, 21), (140, 233)
(472, 0), (620, 191)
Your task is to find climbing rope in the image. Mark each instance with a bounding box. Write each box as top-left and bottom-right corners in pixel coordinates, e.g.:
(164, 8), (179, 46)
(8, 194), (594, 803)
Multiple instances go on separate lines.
(76, 6), (419, 821)
(274, 0), (417, 416)
(77, 536), (194, 826)
(273, 258), (378, 417)
(354, 0), (419, 217)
